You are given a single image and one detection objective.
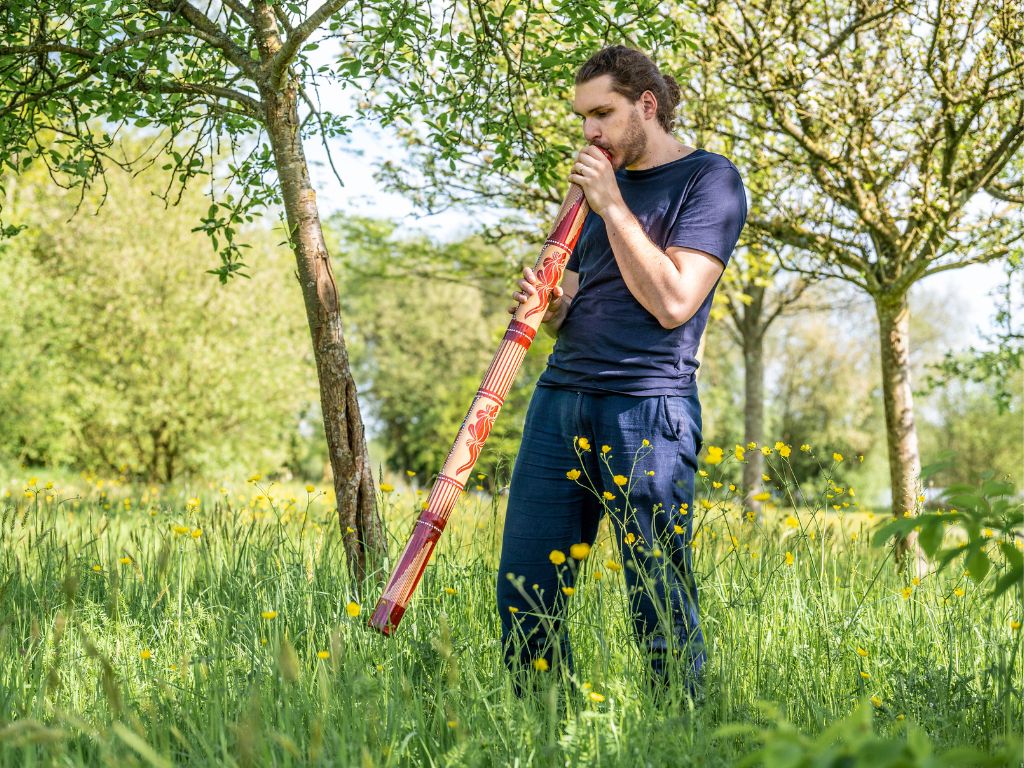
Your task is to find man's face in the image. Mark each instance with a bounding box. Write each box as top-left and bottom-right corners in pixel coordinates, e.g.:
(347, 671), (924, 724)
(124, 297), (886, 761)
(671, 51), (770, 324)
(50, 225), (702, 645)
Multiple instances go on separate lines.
(572, 74), (648, 170)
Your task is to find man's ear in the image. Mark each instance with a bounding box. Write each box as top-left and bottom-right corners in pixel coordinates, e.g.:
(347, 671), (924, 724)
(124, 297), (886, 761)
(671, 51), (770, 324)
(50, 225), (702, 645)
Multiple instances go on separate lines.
(640, 90), (658, 120)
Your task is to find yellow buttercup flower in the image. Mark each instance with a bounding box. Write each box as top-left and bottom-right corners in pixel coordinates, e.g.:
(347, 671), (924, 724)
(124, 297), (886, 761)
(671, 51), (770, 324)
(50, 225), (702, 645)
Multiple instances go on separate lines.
(566, 469), (581, 481)
(119, 556), (132, 565)
(605, 559), (622, 572)
(379, 483), (394, 493)
(91, 564), (102, 573)
(953, 587), (965, 597)
(248, 473), (262, 483)
(613, 475), (628, 486)
(833, 452), (844, 463)
(443, 587), (457, 595)
(508, 606), (519, 613)
(569, 543), (591, 560)
(674, 524), (684, 534)
(172, 524), (190, 535)
(261, 610), (278, 620)
(870, 695), (882, 708)
(860, 671), (870, 679)
(784, 515), (798, 528)
(346, 601), (361, 617)
(139, 649), (152, 661)
(603, 491), (615, 501)
(601, 444), (611, 454)
(549, 550), (566, 565)
(800, 444), (811, 452)
(561, 586), (575, 596)
(752, 492), (771, 502)
(305, 484), (316, 493)
(588, 691), (606, 703)
(1011, 620), (1021, 632)
(734, 445), (745, 461)
(317, 650), (330, 660)
(705, 446), (724, 465)
(856, 647), (869, 657)
(760, 446), (772, 456)
(761, 473), (770, 482)
(576, 437), (591, 451)
(901, 587), (912, 600)
(779, 444), (792, 458)
(532, 658), (549, 672)
(625, 532), (637, 545)
(191, 528), (202, 539)
(784, 551), (794, 566)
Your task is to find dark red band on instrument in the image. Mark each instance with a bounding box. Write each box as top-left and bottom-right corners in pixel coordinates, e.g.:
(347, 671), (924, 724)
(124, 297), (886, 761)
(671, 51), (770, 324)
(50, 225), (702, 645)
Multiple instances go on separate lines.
(503, 321), (536, 349)
(549, 192), (587, 245)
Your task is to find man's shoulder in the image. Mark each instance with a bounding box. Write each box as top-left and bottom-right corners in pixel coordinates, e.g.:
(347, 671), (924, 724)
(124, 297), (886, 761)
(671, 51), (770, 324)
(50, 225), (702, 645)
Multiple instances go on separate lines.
(693, 150), (742, 179)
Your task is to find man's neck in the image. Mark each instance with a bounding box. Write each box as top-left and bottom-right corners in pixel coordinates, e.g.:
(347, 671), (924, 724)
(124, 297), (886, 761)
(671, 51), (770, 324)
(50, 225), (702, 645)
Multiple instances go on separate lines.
(627, 136), (698, 171)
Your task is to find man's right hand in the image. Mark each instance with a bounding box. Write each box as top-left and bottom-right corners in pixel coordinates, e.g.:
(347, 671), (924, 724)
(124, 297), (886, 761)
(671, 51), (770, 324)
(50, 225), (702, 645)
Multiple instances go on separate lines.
(507, 266), (565, 324)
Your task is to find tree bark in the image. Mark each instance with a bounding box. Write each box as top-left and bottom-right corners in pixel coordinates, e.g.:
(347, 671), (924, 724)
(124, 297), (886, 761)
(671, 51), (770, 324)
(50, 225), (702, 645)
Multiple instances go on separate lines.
(742, 326), (765, 518)
(875, 292), (923, 566)
(254, 7), (383, 582)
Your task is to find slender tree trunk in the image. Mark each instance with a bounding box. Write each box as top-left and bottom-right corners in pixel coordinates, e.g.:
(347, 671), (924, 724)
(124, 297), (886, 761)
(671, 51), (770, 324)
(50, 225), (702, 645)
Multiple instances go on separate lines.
(742, 328), (765, 517)
(875, 292), (923, 566)
(254, 7), (383, 582)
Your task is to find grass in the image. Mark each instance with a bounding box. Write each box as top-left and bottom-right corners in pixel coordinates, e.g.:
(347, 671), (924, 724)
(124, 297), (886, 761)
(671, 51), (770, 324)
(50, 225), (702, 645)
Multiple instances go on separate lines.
(1, 448), (1021, 767)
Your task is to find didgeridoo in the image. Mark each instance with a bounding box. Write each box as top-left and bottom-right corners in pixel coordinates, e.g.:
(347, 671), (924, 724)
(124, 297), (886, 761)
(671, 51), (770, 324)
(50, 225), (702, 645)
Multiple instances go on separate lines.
(368, 148), (610, 635)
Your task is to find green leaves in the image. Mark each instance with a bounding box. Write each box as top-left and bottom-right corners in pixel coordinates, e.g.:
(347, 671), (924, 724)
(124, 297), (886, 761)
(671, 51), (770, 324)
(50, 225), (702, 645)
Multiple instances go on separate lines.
(872, 471), (1023, 602)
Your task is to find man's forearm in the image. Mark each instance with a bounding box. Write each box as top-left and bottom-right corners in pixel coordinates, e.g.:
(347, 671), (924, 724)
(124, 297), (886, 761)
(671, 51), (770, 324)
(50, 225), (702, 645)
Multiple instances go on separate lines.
(602, 203), (687, 328)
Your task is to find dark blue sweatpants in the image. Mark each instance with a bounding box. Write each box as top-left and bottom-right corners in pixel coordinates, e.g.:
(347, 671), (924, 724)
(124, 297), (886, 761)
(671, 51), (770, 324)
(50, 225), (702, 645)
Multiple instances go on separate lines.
(497, 385), (706, 691)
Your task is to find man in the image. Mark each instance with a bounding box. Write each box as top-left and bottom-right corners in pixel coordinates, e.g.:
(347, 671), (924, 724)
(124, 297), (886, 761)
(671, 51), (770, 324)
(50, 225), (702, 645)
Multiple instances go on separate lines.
(498, 45), (748, 698)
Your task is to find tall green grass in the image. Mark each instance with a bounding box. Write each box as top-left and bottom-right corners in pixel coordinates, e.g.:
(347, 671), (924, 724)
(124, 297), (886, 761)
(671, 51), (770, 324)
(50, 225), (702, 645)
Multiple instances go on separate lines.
(1, 447), (1021, 766)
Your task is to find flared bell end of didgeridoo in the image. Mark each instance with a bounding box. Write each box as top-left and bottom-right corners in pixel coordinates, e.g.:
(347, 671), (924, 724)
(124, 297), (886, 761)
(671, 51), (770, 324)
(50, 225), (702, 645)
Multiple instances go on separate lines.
(367, 598), (405, 635)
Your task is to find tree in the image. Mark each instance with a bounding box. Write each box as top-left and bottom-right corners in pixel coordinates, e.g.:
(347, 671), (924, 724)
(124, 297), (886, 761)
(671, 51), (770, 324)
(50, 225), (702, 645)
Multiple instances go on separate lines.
(0, 0), (438, 578)
(688, 0), (1024, 554)
(1, 159), (317, 480)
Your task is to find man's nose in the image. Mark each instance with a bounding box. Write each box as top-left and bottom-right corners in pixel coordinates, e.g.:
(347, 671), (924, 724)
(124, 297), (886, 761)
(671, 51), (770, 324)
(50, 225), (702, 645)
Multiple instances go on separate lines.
(583, 118), (600, 142)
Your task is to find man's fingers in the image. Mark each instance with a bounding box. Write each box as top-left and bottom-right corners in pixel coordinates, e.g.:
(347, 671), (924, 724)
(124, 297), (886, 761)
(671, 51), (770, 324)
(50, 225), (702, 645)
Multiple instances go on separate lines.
(518, 279), (537, 295)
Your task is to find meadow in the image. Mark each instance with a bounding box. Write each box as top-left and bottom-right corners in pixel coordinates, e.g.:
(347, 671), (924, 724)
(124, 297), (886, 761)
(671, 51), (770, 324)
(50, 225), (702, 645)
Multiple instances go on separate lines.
(1, 446), (1021, 767)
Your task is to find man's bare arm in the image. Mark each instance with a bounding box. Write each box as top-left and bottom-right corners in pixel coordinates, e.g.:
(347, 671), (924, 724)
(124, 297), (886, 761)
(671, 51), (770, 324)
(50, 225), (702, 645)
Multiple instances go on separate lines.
(602, 203), (724, 329)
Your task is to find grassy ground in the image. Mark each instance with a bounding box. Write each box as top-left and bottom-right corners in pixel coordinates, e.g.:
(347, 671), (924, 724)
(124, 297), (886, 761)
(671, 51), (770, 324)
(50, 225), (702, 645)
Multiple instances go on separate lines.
(1, 449), (1021, 766)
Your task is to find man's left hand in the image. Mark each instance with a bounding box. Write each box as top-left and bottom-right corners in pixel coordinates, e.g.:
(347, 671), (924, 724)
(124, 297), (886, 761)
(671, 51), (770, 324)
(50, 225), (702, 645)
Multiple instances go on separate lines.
(568, 146), (624, 218)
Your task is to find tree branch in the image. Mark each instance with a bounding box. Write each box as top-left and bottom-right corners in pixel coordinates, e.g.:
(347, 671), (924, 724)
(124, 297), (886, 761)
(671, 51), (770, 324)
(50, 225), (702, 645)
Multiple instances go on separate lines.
(268, 0), (350, 83)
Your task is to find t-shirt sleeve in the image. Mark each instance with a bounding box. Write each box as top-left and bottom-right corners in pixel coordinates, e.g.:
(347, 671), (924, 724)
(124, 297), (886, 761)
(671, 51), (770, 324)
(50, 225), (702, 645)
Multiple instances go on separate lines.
(666, 164), (748, 267)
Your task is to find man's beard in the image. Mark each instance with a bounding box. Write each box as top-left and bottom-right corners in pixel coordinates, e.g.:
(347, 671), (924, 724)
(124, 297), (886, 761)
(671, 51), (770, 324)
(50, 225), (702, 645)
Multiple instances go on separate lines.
(616, 109), (647, 169)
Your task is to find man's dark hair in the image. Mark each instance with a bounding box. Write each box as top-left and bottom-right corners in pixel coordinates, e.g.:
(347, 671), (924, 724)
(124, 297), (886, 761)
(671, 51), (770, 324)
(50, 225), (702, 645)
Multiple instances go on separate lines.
(575, 46), (681, 132)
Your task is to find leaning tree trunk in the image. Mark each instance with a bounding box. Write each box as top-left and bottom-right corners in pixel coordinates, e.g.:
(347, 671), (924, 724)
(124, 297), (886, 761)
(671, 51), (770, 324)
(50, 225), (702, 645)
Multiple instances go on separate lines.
(875, 291), (923, 566)
(742, 327), (765, 519)
(254, 10), (383, 582)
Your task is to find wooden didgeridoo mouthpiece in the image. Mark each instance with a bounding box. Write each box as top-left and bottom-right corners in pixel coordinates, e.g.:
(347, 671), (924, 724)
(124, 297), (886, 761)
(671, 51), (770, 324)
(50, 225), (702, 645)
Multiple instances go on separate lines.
(368, 148), (611, 635)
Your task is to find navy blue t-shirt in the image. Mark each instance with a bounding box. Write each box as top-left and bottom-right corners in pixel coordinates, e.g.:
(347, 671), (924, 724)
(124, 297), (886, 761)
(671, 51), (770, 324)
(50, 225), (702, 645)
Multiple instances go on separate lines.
(537, 149), (747, 396)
